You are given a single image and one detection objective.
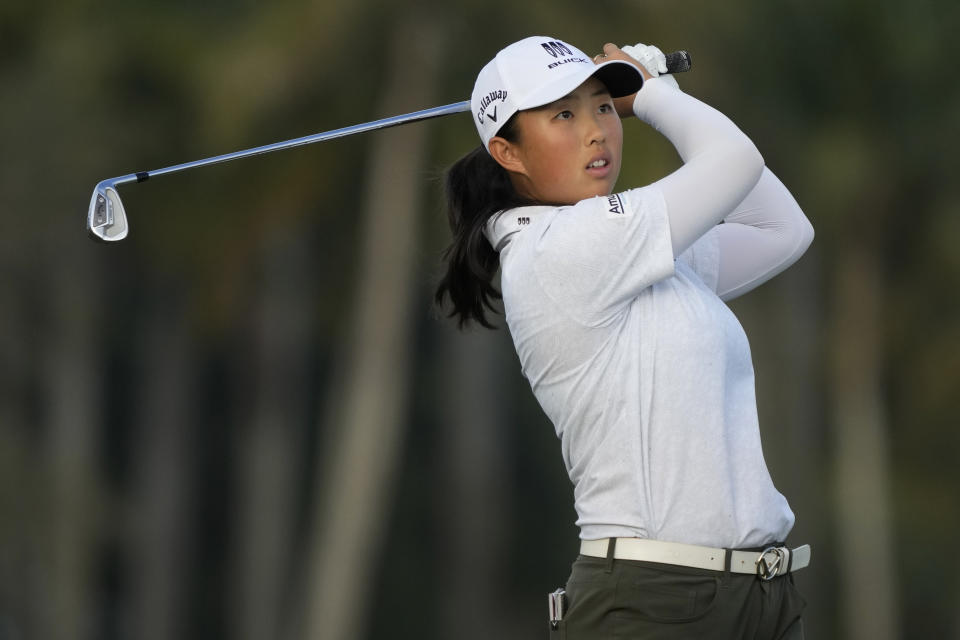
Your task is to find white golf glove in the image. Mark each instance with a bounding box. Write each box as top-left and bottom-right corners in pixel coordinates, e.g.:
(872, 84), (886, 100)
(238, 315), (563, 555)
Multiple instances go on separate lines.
(621, 43), (680, 90)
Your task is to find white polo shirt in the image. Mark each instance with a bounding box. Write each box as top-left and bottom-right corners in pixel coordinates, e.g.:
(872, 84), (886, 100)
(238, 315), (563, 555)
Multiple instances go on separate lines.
(485, 187), (795, 549)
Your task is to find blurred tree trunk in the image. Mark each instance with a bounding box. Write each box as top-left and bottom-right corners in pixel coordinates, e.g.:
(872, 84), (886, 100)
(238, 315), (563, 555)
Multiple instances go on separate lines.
(0, 273), (37, 639)
(955, 585), (960, 640)
(126, 287), (195, 640)
(42, 247), (103, 640)
(437, 328), (511, 640)
(830, 242), (898, 640)
(771, 260), (832, 639)
(230, 226), (313, 640)
(299, 17), (441, 640)
(740, 253), (830, 637)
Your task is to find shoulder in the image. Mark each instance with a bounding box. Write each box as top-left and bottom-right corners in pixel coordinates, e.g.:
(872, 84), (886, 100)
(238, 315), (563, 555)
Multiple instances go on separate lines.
(532, 186), (670, 258)
(484, 205), (557, 253)
(486, 186), (670, 265)
(559, 186), (668, 228)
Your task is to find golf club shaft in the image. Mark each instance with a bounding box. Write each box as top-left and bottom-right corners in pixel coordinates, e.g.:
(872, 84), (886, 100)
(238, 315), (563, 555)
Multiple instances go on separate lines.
(128, 100), (471, 186)
(88, 50), (691, 241)
(115, 50), (691, 186)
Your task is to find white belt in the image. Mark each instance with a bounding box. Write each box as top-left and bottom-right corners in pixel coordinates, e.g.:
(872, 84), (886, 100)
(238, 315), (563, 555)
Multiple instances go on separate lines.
(579, 538), (811, 581)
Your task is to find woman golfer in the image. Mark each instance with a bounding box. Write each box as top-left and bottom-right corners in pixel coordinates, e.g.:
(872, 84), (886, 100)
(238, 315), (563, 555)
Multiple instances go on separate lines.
(436, 36), (813, 638)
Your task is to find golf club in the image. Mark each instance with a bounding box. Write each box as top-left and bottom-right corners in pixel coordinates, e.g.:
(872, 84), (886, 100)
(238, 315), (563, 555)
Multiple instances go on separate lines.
(86, 50), (691, 242)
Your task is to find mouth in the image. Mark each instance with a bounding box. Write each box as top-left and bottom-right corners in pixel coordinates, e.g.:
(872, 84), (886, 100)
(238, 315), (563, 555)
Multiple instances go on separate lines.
(585, 155), (612, 176)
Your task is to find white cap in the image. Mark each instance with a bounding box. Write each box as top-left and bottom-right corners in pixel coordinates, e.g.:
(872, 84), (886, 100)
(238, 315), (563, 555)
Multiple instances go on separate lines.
(471, 36), (643, 151)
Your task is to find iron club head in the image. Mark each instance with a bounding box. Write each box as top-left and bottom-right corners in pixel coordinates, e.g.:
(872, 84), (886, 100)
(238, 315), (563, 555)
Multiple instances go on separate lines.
(87, 180), (128, 242)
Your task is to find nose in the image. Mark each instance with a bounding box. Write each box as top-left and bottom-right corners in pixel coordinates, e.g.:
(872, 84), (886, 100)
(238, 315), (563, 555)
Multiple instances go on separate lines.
(585, 113), (605, 146)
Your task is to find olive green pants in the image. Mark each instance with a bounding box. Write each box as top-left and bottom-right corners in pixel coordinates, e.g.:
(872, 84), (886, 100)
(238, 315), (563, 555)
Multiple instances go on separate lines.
(549, 554), (806, 639)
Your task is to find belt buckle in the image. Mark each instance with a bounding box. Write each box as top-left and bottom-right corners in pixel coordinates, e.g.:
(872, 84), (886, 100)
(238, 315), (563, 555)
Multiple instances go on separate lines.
(756, 546), (786, 581)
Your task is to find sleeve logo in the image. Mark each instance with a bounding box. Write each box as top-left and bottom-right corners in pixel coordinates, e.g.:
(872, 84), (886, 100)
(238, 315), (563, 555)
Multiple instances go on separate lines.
(605, 193), (630, 219)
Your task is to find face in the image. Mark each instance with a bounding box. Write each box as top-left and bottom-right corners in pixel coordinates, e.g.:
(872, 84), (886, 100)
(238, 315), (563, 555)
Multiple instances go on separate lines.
(491, 77), (623, 205)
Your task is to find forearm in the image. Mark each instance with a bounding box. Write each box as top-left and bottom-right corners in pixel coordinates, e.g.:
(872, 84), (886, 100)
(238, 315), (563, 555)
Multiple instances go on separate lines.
(632, 78), (765, 256)
(714, 167), (815, 300)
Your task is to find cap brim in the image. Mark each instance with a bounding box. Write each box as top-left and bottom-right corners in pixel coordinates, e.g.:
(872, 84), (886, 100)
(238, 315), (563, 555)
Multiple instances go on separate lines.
(516, 59), (643, 110)
(592, 59), (645, 97)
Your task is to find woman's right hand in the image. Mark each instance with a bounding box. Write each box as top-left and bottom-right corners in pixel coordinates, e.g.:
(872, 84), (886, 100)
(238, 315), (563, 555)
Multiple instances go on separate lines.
(594, 43), (653, 118)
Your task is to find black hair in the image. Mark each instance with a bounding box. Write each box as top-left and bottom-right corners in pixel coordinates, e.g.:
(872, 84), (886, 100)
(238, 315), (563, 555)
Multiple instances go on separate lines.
(434, 115), (530, 329)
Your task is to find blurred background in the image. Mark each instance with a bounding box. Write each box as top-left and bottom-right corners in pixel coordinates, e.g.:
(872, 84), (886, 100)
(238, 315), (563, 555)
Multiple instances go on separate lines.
(2, 0), (959, 638)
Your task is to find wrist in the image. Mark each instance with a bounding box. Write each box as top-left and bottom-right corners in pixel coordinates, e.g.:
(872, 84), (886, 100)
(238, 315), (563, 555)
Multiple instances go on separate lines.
(614, 93), (638, 118)
(631, 76), (681, 120)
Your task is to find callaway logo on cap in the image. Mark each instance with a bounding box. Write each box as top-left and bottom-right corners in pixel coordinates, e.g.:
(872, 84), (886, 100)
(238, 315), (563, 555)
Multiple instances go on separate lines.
(471, 36), (644, 151)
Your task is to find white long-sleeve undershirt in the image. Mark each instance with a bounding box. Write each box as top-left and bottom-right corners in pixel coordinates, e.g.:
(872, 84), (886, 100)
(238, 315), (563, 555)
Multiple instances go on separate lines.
(633, 78), (814, 301)
(484, 78), (808, 547)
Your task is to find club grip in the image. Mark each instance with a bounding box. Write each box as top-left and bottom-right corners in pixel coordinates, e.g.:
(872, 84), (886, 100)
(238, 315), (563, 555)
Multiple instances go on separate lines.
(665, 51), (692, 74)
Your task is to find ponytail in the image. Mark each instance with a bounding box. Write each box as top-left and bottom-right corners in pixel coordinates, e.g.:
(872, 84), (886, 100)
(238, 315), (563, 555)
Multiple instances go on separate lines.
(434, 117), (528, 329)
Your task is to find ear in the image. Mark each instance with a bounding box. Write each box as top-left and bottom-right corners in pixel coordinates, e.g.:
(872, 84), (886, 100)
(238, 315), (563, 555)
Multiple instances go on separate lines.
(488, 136), (528, 176)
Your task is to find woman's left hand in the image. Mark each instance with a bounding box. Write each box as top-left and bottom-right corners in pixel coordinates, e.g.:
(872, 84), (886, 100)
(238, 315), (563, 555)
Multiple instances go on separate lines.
(622, 42), (680, 91)
(594, 43), (652, 118)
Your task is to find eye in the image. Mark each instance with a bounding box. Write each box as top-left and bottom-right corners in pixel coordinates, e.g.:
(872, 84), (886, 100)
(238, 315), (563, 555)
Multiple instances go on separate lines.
(554, 110), (573, 121)
(598, 102), (614, 114)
